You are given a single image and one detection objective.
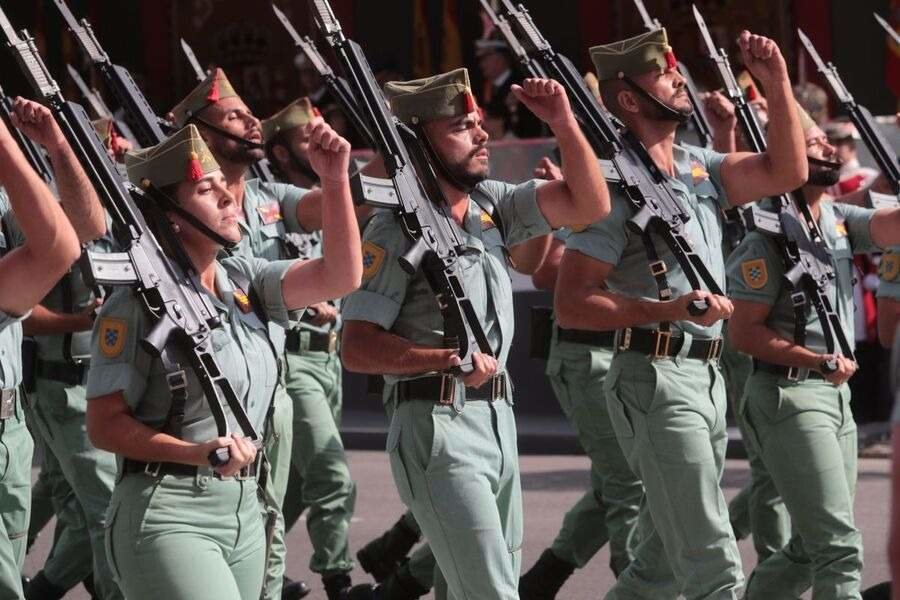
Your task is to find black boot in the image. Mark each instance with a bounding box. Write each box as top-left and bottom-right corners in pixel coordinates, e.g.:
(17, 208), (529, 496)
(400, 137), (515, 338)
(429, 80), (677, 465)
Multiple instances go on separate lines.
(357, 517), (420, 582)
(282, 575), (311, 600)
(378, 561), (429, 600)
(518, 549), (576, 600)
(24, 572), (68, 600)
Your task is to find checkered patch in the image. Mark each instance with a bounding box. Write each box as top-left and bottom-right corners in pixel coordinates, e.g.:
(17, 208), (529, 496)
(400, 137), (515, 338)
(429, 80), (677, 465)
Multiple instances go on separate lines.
(740, 258), (768, 290)
(362, 241), (385, 281)
(98, 317), (127, 359)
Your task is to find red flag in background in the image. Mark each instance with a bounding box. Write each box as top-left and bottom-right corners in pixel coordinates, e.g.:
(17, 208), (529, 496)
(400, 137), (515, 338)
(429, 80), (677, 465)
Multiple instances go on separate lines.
(441, 0), (463, 72)
(412, 0), (433, 78)
(887, 0), (900, 98)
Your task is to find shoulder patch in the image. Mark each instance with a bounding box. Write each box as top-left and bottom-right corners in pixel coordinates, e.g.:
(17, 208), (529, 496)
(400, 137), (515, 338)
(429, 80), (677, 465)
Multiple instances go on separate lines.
(362, 241), (386, 281)
(257, 201), (283, 225)
(98, 317), (127, 359)
(740, 258), (768, 290)
(835, 219), (848, 237)
(569, 223), (589, 233)
(881, 252), (900, 282)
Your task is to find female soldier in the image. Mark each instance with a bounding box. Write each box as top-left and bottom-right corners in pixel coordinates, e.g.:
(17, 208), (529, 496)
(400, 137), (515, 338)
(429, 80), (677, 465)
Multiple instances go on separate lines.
(84, 120), (361, 600)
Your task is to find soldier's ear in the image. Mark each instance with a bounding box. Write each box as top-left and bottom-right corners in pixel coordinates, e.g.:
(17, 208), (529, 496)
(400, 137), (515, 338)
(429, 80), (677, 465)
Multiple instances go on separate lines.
(272, 144), (290, 168)
(617, 89), (640, 115)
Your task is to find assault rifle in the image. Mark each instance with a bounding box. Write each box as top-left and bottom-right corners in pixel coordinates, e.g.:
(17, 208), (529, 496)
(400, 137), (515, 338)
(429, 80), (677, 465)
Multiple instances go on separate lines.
(52, 0), (169, 147)
(66, 64), (140, 146)
(630, 0), (713, 149)
(0, 9), (260, 460)
(0, 84), (54, 186)
(694, 5), (853, 364)
(481, 0), (722, 314)
(270, 4), (376, 149)
(309, 0), (492, 375)
(798, 29), (900, 197)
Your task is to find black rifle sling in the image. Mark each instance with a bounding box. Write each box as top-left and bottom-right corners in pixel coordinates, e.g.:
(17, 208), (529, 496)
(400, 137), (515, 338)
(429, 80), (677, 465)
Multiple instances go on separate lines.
(639, 232), (674, 335)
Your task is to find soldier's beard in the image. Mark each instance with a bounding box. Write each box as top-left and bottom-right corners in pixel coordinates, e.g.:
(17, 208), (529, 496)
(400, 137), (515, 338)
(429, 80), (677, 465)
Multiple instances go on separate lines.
(445, 154), (490, 191)
(216, 141), (266, 166)
(807, 165), (841, 187)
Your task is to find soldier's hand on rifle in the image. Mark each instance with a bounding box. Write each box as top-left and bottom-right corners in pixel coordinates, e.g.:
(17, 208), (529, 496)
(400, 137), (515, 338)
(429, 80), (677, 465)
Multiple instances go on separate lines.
(673, 290), (733, 327)
(460, 352), (499, 389)
(818, 355), (857, 386)
(511, 78), (573, 130)
(10, 97), (66, 150)
(307, 302), (338, 327)
(533, 157), (562, 181)
(305, 117), (351, 184)
(737, 31), (789, 86)
(208, 433), (258, 479)
(702, 91), (737, 134)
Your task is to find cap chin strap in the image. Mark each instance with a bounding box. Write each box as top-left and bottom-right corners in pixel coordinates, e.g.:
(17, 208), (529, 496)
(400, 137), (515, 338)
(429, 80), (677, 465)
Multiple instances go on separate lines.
(622, 76), (690, 125)
(807, 155), (843, 170)
(413, 123), (477, 194)
(187, 113), (265, 151)
(144, 184), (239, 251)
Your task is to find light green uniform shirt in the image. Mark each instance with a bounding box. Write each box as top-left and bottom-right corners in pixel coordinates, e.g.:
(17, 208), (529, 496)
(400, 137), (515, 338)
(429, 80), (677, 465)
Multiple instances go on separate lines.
(566, 144), (730, 338)
(0, 187), (28, 388)
(86, 256), (295, 443)
(725, 199), (878, 354)
(342, 179), (550, 392)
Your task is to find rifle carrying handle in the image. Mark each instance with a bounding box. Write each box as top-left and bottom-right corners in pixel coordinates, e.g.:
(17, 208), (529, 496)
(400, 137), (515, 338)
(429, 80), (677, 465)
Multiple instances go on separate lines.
(688, 299), (709, 316)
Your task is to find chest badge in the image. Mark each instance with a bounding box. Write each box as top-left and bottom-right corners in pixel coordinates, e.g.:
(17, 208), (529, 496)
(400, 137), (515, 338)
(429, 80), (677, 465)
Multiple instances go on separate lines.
(233, 289), (253, 314)
(362, 241), (385, 281)
(835, 220), (848, 237)
(257, 201), (283, 225)
(740, 258), (768, 290)
(98, 317), (127, 359)
(480, 211), (496, 231)
(690, 159), (709, 185)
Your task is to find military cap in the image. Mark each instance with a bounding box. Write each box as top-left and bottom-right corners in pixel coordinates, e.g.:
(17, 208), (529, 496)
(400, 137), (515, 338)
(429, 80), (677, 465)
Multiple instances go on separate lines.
(383, 68), (479, 125)
(589, 28), (677, 81)
(823, 120), (859, 143)
(170, 68), (239, 128)
(262, 97), (320, 142)
(125, 124), (219, 189)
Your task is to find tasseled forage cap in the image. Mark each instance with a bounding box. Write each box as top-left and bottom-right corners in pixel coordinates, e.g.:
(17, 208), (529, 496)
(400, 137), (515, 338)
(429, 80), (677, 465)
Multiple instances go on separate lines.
(383, 68), (479, 125)
(261, 97), (320, 142)
(589, 28), (678, 82)
(125, 124), (220, 189)
(170, 67), (239, 128)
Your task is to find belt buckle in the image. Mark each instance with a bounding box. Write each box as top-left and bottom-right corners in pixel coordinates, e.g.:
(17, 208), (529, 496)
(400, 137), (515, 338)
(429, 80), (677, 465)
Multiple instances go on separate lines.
(785, 366), (807, 382)
(143, 462), (162, 477)
(491, 374), (506, 403)
(233, 466), (252, 480)
(438, 372), (456, 406)
(652, 330), (672, 360)
(0, 389), (14, 419)
(327, 330), (338, 353)
(707, 338), (722, 362)
(616, 328), (633, 353)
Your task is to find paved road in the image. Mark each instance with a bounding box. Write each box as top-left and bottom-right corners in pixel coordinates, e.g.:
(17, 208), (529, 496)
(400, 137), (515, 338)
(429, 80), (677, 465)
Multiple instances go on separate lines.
(26, 452), (890, 599)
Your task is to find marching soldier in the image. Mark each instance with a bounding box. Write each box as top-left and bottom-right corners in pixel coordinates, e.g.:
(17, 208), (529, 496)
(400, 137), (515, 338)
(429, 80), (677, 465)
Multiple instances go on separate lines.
(727, 111), (900, 599)
(84, 121), (361, 600)
(168, 71), (367, 599)
(556, 28), (808, 598)
(0, 102), (82, 600)
(341, 68), (610, 599)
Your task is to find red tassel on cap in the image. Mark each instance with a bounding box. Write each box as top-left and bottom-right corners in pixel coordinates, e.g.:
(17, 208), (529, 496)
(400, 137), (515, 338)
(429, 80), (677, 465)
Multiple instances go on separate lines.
(312, 106), (322, 118)
(464, 92), (477, 114)
(188, 151), (204, 181)
(664, 50), (677, 70)
(206, 78), (220, 103)
(745, 85), (758, 101)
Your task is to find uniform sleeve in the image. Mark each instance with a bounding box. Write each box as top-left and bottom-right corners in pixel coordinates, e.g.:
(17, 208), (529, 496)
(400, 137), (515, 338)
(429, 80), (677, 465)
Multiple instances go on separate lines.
(85, 289), (151, 410)
(227, 256), (297, 328)
(341, 213), (411, 330)
(276, 183), (311, 234)
(479, 179), (551, 247)
(725, 234), (781, 305)
(833, 202), (879, 254)
(0, 309), (30, 333)
(878, 247), (900, 300)
(565, 194), (630, 266)
(692, 146), (731, 209)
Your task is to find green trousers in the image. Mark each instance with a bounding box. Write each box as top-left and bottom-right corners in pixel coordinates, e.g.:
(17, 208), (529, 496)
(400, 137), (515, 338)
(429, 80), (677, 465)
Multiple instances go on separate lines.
(720, 344), (791, 562)
(280, 347), (355, 575)
(604, 352), (743, 599)
(546, 339), (642, 574)
(107, 472), (266, 600)
(0, 401), (33, 599)
(262, 385), (293, 600)
(742, 374), (860, 600)
(28, 378), (120, 599)
(389, 393), (522, 600)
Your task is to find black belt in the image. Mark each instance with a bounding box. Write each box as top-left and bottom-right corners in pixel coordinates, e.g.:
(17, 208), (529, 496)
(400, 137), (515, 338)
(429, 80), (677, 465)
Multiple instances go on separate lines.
(285, 329), (338, 354)
(0, 388), (15, 420)
(122, 458), (258, 480)
(557, 327), (615, 348)
(753, 360), (825, 382)
(614, 328), (723, 362)
(396, 372), (509, 406)
(35, 360), (87, 386)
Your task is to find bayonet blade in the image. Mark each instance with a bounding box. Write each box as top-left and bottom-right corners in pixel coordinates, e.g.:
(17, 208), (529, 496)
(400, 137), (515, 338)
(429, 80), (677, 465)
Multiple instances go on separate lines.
(67, 64), (112, 118)
(797, 29), (852, 103)
(52, 0), (108, 63)
(875, 13), (900, 46)
(272, 4), (334, 76)
(180, 38), (206, 81)
(692, 4), (718, 59)
(632, 0), (661, 31)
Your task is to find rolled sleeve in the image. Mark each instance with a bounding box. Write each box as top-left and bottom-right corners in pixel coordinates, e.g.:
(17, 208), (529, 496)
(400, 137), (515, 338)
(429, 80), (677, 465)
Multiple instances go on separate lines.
(725, 234), (781, 305)
(565, 195), (629, 265)
(342, 289), (402, 330)
(282, 190), (308, 234)
(85, 290), (148, 408)
(834, 202), (879, 254)
(0, 309), (30, 333)
(252, 258), (297, 328)
(478, 179), (550, 246)
(692, 145), (730, 209)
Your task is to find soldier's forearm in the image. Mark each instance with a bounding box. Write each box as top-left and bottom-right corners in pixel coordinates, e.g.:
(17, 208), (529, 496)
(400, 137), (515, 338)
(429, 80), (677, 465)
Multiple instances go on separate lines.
(342, 324), (455, 376)
(712, 127), (737, 154)
(761, 76), (808, 191)
(23, 303), (93, 336)
(46, 141), (107, 243)
(555, 285), (678, 332)
(550, 119), (610, 226)
(728, 320), (822, 370)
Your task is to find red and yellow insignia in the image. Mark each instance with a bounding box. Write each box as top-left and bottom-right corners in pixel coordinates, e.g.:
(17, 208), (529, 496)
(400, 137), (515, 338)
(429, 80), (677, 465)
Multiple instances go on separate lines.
(233, 289), (253, 314)
(257, 201), (283, 225)
(569, 223), (589, 233)
(740, 258), (768, 290)
(362, 241), (385, 281)
(689, 159), (709, 185)
(881, 252), (900, 282)
(98, 318), (127, 359)
(480, 211), (496, 231)
(835, 220), (848, 237)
